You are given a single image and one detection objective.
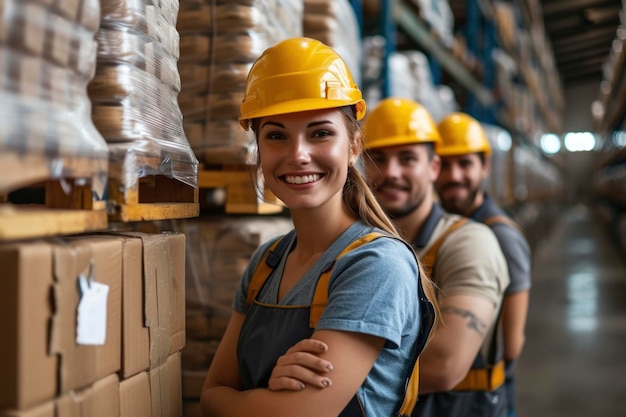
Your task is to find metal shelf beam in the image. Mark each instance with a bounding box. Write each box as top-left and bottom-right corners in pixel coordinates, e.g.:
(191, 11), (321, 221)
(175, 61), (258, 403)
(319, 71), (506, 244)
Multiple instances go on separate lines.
(392, 0), (494, 107)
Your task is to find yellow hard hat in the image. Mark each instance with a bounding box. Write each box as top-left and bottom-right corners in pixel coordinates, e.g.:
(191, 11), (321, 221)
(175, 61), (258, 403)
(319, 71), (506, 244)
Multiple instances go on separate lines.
(239, 37), (366, 130)
(437, 112), (491, 157)
(363, 98), (441, 149)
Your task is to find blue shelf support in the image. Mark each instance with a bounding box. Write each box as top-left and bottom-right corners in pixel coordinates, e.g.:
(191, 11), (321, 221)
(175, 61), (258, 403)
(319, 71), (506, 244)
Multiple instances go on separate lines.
(482, 18), (498, 125)
(464, 0), (483, 120)
(381, 0), (395, 98)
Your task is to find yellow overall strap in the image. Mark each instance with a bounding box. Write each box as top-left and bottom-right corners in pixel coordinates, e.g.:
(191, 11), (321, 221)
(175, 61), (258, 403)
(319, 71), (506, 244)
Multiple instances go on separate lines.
(483, 215), (522, 234)
(453, 360), (506, 391)
(421, 218), (468, 277)
(398, 358), (420, 416)
(309, 232), (384, 327)
(246, 236), (286, 308)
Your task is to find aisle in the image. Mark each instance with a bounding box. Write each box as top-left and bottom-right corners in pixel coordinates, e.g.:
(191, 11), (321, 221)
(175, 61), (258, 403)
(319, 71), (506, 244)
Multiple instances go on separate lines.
(516, 204), (626, 416)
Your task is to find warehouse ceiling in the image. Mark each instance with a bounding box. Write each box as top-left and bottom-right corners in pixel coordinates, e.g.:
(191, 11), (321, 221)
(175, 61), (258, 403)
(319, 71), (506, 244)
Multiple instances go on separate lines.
(447, 0), (623, 88)
(542, 0), (623, 87)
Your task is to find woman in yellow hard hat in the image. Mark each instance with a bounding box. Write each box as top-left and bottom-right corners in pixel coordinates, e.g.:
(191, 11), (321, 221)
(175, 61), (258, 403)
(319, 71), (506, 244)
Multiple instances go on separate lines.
(200, 37), (436, 417)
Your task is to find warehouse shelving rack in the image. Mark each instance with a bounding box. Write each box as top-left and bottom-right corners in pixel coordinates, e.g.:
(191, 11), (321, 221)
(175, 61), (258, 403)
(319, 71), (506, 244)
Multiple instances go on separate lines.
(358, 0), (564, 138)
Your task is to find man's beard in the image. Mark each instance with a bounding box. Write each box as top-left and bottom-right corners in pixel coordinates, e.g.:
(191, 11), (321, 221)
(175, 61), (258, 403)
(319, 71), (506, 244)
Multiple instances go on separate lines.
(375, 180), (425, 219)
(439, 183), (479, 216)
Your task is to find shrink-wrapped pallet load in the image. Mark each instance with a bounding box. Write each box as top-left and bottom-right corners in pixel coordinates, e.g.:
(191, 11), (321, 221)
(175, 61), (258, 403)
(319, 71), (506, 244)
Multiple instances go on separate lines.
(303, 0), (362, 85)
(176, 0), (303, 165)
(88, 0), (198, 213)
(177, 216), (293, 414)
(0, 0), (108, 199)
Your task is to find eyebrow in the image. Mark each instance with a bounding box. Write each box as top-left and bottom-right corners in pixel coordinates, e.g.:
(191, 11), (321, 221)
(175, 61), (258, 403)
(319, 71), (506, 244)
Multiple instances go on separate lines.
(260, 120), (334, 129)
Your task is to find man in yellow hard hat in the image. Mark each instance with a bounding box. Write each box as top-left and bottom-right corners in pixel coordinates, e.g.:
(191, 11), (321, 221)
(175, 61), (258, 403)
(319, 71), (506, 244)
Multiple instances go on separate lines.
(361, 98), (510, 417)
(435, 112), (532, 417)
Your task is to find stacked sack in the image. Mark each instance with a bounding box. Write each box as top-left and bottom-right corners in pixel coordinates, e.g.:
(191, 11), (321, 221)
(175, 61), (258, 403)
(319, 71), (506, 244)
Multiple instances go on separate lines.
(0, 0), (108, 198)
(178, 216), (293, 416)
(303, 0), (362, 85)
(176, 0), (303, 165)
(88, 0), (198, 194)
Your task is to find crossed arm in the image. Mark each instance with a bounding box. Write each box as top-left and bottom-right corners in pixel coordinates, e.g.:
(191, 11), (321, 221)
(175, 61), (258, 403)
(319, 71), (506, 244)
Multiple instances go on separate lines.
(266, 294), (496, 395)
(200, 311), (384, 417)
(501, 290), (529, 361)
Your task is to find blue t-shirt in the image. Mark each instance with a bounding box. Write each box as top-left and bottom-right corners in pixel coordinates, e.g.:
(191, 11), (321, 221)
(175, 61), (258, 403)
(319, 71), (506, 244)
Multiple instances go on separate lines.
(233, 221), (422, 416)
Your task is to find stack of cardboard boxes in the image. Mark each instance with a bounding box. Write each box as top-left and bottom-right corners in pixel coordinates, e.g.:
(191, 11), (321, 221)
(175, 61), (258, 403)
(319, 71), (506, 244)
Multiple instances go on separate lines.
(0, 232), (186, 417)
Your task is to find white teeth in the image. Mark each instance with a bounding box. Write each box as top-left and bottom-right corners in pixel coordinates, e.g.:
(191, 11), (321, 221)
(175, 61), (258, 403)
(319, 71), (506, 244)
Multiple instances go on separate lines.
(285, 174), (320, 184)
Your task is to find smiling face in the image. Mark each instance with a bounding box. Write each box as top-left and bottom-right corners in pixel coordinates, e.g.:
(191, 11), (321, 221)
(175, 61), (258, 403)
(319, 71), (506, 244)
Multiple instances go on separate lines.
(435, 153), (490, 216)
(256, 108), (358, 213)
(363, 143), (439, 219)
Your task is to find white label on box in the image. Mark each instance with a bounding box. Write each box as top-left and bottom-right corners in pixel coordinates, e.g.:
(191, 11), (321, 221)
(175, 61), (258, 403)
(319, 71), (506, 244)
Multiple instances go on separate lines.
(76, 269), (109, 345)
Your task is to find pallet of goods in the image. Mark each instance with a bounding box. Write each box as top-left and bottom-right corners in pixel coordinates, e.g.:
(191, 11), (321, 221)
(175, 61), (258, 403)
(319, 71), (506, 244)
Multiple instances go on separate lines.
(89, 0), (199, 222)
(0, 0), (109, 240)
(176, 0), (301, 214)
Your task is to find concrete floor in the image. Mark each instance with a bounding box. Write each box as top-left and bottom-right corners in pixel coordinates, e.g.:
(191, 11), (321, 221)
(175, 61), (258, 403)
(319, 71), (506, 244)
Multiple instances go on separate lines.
(516, 204), (626, 416)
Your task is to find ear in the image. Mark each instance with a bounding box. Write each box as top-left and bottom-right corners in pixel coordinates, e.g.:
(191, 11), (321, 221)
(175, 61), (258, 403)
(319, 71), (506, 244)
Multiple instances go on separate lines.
(483, 157), (491, 179)
(430, 154), (442, 181)
(349, 134), (362, 167)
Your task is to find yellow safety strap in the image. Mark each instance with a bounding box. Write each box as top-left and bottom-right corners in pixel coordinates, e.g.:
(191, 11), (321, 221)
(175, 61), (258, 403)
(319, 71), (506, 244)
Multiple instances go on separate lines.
(453, 360), (506, 391)
(309, 232), (383, 327)
(398, 358), (420, 416)
(246, 237), (283, 308)
(421, 218), (468, 277)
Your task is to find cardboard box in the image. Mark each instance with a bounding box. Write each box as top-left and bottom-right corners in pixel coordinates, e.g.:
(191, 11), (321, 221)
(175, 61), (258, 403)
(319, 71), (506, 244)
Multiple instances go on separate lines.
(119, 232), (186, 366)
(99, 232), (185, 379)
(149, 352), (182, 417)
(0, 241), (57, 410)
(167, 233), (186, 356)
(119, 371), (151, 417)
(119, 352), (182, 417)
(51, 237), (122, 393)
(56, 374), (120, 417)
(0, 401), (55, 417)
(116, 236), (150, 379)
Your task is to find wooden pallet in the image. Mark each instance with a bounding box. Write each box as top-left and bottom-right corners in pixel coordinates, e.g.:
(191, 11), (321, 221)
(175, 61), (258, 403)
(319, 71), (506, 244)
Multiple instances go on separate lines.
(106, 148), (200, 222)
(198, 165), (284, 215)
(0, 152), (109, 240)
(107, 174), (200, 222)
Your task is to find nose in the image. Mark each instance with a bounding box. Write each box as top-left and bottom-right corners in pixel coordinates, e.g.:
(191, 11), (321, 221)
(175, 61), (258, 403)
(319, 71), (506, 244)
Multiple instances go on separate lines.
(444, 162), (463, 182)
(380, 157), (402, 179)
(290, 136), (311, 164)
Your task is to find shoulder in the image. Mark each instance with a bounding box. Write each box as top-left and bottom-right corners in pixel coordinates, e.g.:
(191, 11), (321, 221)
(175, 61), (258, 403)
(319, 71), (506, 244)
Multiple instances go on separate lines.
(434, 216), (510, 294)
(345, 231), (416, 259)
(335, 232), (419, 281)
(489, 221), (531, 250)
(436, 214), (501, 248)
(240, 232), (292, 285)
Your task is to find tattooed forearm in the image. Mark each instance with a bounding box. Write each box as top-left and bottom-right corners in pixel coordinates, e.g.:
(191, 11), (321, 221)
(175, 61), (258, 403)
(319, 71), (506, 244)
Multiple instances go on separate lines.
(441, 306), (488, 337)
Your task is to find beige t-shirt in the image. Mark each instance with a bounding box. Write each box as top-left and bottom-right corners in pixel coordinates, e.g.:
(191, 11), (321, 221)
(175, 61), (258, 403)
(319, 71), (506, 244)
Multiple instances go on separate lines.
(418, 212), (510, 359)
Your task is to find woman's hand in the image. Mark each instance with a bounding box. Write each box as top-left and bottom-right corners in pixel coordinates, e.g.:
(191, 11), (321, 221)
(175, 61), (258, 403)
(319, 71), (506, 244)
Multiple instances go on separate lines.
(268, 339), (335, 391)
